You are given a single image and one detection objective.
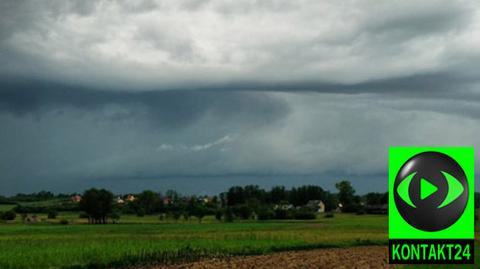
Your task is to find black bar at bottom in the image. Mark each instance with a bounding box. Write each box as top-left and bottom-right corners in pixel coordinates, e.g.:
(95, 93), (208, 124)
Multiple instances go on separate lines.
(389, 239), (474, 264)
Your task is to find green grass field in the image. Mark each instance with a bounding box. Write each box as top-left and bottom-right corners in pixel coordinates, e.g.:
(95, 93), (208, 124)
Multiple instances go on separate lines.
(0, 212), (477, 269)
(0, 204), (15, 211)
(0, 213), (387, 269)
(0, 199), (67, 212)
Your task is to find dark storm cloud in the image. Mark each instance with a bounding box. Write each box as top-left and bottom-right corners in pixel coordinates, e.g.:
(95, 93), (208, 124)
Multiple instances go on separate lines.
(1, 0), (480, 194)
(0, 79), (289, 129)
(211, 72), (468, 94)
(361, 1), (470, 39)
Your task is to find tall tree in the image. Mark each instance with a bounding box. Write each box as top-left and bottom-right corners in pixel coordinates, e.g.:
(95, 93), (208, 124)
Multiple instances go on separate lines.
(165, 190), (181, 202)
(289, 185), (325, 206)
(323, 191), (338, 212)
(365, 192), (382, 206)
(136, 190), (161, 214)
(80, 188), (114, 224)
(226, 186), (245, 206)
(269, 186), (288, 204)
(335, 181), (357, 212)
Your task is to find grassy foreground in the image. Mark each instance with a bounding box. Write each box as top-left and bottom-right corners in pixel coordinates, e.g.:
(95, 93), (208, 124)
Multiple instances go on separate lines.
(0, 213), (387, 269)
(1, 213), (477, 269)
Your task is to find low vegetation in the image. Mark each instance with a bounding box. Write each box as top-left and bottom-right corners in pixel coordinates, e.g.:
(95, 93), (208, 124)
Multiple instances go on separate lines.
(0, 183), (478, 268)
(0, 214), (388, 269)
(0, 181), (391, 227)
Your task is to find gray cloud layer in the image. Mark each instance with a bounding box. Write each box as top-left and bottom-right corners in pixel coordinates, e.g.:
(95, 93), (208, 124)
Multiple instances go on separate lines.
(1, 0), (480, 194)
(1, 0), (478, 89)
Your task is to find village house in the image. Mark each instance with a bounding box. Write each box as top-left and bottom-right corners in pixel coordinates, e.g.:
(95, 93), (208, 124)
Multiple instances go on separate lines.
(162, 197), (172, 205)
(197, 196), (212, 204)
(24, 214), (39, 224)
(126, 194), (136, 202)
(273, 204), (294, 210)
(116, 197), (125, 204)
(305, 200), (325, 213)
(71, 195), (81, 203)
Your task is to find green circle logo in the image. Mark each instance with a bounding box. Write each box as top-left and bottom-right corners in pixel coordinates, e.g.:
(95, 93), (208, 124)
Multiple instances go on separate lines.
(394, 151), (468, 231)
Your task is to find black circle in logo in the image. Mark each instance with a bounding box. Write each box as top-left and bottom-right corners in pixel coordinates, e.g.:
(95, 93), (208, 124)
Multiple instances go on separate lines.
(394, 151), (468, 231)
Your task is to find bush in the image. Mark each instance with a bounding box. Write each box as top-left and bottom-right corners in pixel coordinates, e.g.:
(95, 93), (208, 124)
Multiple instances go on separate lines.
(171, 211), (181, 222)
(120, 202), (137, 214)
(256, 207), (274, 220)
(55, 202), (81, 212)
(78, 213), (89, 219)
(59, 219), (69, 225)
(13, 203), (80, 214)
(47, 210), (58, 219)
(224, 207), (234, 222)
(342, 203), (361, 213)
(182, 211), (190, 221)
(274, 209), (290, 220)
(14, 205), (49, 214)
(234, 205), (253, 220)
(215, 209), (223, 221)
(109, 212), (121, 223)
(136, 208), (145, 217)
(293, 210), (316, 220)
(356, 208), (366, 215)
(0, 210), (16, 221)
(324, 212), (335, 218)
(193, 206), (207, 223)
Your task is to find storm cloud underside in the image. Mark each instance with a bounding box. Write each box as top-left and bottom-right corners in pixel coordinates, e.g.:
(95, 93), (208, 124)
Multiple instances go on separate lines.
(1, 0), (480, 194)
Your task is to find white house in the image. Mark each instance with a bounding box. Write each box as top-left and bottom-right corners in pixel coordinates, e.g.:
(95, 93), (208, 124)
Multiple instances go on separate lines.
(306, 200), (325, 213)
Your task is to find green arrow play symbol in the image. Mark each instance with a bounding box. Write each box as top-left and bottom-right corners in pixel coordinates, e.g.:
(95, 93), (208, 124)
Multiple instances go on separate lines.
(420, 178), (438, 200)
(438, 171), (465, 208)
(397, 172), (416, 208)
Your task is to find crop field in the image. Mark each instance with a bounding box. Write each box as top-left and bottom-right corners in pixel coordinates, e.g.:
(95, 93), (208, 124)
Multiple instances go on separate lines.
(0, 204), (15, 211)
(0, 212), (477, 269)
(0, 213), (388, 269)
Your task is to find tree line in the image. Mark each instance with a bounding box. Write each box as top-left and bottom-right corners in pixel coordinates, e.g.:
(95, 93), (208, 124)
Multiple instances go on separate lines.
(70, 181), (387, 224)
(3, 181), (480, 224)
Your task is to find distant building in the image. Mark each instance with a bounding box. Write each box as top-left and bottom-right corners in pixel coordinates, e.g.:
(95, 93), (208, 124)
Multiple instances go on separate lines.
(71, 195), (82, 203)
(306, 200), (325, 213)
(116, 197), (125, 204)
(200, 196), (213, 204)
(126, 194), (136, 202)
(25, 214), (39, 224)
(273, 204), (294, 210)
(162, 197), (172, 205)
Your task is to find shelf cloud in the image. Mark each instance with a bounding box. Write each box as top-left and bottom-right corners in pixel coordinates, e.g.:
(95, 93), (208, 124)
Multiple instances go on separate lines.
(1, 0), (480, 194)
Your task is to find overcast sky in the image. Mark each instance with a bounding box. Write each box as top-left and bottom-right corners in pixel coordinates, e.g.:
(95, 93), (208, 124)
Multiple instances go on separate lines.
(1, 0), (480, 195)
